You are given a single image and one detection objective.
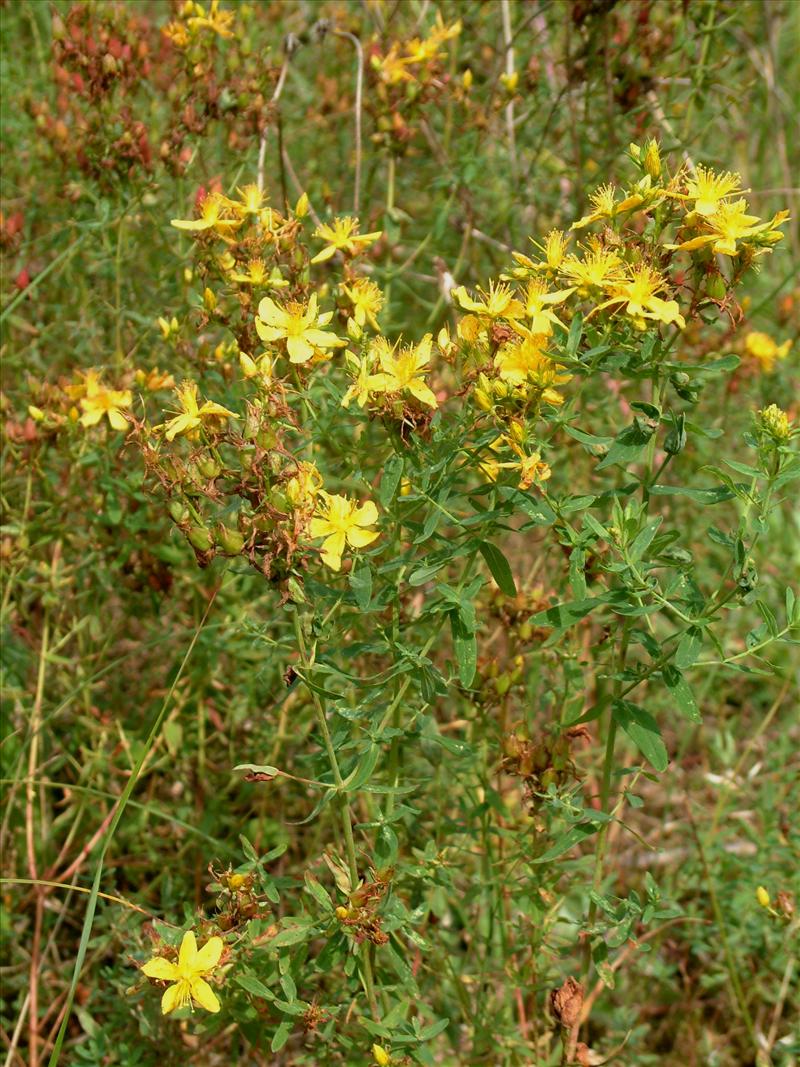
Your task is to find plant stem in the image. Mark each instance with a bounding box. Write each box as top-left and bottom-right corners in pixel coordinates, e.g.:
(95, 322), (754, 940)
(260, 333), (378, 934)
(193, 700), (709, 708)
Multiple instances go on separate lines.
(290, 606), (380, 1019)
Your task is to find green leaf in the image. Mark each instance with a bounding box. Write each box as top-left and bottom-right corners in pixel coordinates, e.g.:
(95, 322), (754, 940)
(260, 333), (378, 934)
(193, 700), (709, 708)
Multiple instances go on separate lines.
(662, 665), (701, 723)
(235, 974), (274, 1000)
(348, 561), (372, 610)
(378, 455), (404, 506)
(271, 1020), (292, 1053)
(304, 873), (333, 912)
(650, 484), (735, 504)
(479, 541), (517, 596)
(530, 822), (597, 864)
(450, 611), (477, 687)
(675, 627), (703, 670)
(597, 422), (654, 471)
(629, 517), (662, 561)
(269, 924), (313, 948)
(613, 700), (669, 771)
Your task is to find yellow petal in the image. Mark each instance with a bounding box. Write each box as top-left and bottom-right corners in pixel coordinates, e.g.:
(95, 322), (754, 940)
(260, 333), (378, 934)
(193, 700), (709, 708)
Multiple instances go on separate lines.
(193, 936), (223, 971)
(407, 380), (438, 408)
(346, 527), (379, 549)
(142, 957), (180, 981)
(178, 930), (198, 970)
(161, 983), (183, 1015)
(287, 336), (314, 363)
(310, 245), (337, 264)
(79, 409), (104, 427)
(107, 408), (129, 432)
(190, 977), (221, 1013)
(320, 531), (346, 570)
(352, 501), (378, 527)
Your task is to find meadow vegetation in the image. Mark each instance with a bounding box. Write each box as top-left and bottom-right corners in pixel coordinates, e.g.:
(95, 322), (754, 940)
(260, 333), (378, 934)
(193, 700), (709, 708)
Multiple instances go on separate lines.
(1, 2), (798, 1065)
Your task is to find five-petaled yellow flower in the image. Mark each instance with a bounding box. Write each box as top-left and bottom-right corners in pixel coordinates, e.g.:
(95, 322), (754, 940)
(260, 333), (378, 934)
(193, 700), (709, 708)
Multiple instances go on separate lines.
(683, 165), (743, 217)
(256, 294), (345, 364)
(671, 200), (786, 258)
(79, 371), (132, 432)
(186, 0), (234, 38)
(162, 381), (237, 441)
(142, 930), (223, 1015)
(453, 281), (522, 320)
(596, 264), (685, 329)
(309, 491), (379, 571)
(171, 192), (240, 235)
(368, 335), (438, 408)
(744, 331), (792, 373)
(311, 217), (382, 264)
(343, 278), (384, 331)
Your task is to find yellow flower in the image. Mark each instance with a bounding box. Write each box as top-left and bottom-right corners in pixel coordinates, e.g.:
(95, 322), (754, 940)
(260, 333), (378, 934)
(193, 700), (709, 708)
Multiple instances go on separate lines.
(514, 279), (574, 336)
(311, 217), (382, 264)
(230, 258), (270, 286)
(368, 334), (438, 408)
(309, 491), (379, 571)
(757, 404), (792, 442)
(135, 367), (175, 392)
(744, 331), (792, 373)
(79, 371), (132, 432)
(255, 294), (345, 364)
(162, 380), (238, 441)
(343, 278), (384, 331)
(515, 229), (569, 273)
(560, 246), (625, 290)
(286, 461), (324, 508)
(186, 0), (234, 38)
(141, 930), (223, 1015)
(571, 183), (618, 230)
(341, 350), (377, 409)
(171, 192), (240, 235)
(453, 281), (523, 320)
(225, 183), (267, 217)
(671, 200), (785, 257)
(597, 264), (686, 329)
(478, 436), (551, 490)
(756, 886), (771, 909)
(372, 45), (416, 85)
(684, 165), (743, 217)
(494, 336), (571, 405)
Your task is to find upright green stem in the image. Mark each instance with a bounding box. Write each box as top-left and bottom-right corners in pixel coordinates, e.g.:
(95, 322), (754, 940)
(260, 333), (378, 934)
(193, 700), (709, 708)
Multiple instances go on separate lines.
(584, 621), (631, 975)
(290, 607), (380, 1019)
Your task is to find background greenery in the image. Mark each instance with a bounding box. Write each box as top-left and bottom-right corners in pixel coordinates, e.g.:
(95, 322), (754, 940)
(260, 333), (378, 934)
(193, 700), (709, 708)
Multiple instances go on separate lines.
(1, 2), (798, 1065)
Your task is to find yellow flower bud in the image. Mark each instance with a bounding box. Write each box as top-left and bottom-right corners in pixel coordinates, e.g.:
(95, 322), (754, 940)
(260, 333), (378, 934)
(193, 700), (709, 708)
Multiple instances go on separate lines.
(28, 405), (45, 422)
(229, 873), (247, 889)
(500, 71), (519, 94)
(462, 68), (473, 90)
(473, 387), (492, 412)
(294, 192), (310, 218)
(372, 1045), (391, 1066)
(203, 287), (217, 312)
(756, 886), (770, 908)
(347, 317), (363, 341)
(643, 139), (661, 179)
(240, 352), (258, 378)
(758, 404), (791, 442)
(335, 906), (349, 920)
(183, 267), (193, 284)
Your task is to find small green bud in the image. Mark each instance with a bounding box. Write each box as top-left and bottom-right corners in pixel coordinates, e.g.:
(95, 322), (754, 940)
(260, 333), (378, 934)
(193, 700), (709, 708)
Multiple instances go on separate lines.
(216, 524), (245, 555)
(168, 500), (190, 524)
(188, 526), (214, 552)
(197, 456), (221, 480)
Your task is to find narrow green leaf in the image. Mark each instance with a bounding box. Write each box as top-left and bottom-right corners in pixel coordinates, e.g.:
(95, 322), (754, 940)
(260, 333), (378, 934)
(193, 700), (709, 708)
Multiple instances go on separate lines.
(662, 665), (701, 723)
(613, 700), (669, 771)
(530, 822), (597, 864)
(378, 455), (404, 506)
(479, 541), (517, 596)
(235, 974), (275, 999)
